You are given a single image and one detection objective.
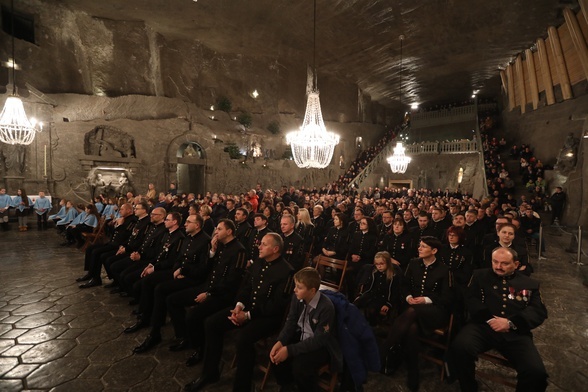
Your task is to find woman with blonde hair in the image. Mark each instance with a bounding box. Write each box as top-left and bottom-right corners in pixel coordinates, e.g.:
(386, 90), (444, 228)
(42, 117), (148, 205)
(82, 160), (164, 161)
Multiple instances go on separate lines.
(296, 208), (315, 252)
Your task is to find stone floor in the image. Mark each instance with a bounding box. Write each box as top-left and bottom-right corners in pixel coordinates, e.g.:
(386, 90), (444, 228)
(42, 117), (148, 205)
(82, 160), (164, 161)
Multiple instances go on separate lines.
(0, 226), (587, 392)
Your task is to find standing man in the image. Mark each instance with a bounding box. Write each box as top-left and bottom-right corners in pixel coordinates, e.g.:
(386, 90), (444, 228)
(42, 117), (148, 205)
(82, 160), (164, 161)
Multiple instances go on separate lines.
(33, 191), (52, 230)
(550, 186), (566, 225)
(184, 233), (293, 392)
(449, 247), (548, 392)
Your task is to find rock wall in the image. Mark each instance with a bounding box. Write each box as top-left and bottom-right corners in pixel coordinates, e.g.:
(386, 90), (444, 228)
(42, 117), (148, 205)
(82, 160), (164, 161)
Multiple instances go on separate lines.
(501, 87), (588, 226)
(0, 0), (395, 202)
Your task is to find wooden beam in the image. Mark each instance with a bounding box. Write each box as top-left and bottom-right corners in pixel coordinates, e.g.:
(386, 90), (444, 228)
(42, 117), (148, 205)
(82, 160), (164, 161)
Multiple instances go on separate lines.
(537, 38), (555, 105)
(579, 0), (588, 28)
(525, 49), (539, 110)
(515, 55), (526, 113)
(548, 26), (573, 100)
(506, 64), (516, 111)
(563, 8), (588, 81)
(500, 70), (507, 93)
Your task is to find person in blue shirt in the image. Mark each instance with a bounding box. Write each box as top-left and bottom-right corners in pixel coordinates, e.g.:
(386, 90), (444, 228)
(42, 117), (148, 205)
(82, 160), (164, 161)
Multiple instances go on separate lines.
(56, 201), (79, 232)
(33, 191), (53, 230)
(63, 204), (100, 247)
(0, 188), (12, 231)
(48, 199), (67, 225)
(13, 188), (33, 231)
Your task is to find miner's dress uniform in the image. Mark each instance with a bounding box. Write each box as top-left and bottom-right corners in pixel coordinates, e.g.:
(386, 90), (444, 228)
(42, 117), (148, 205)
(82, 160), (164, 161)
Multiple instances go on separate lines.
(167, 237), (246, 348)
(200, 256), (294, 392)
(448, 268), (548, 392)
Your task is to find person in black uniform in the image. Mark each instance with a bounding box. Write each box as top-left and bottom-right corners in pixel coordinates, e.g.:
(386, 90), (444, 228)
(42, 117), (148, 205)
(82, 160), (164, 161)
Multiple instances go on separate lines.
(245, 213), (272, 265)
(183, 233), (294, 392)
(321, 212), (349, 260)
(167, 218), (246, 366)
(378, 218), (413, 270)
(109, 207), (168, 295)
(310, 205), (326, 255)
(377, 210), (394, 249)
(129, 214), (211, 353)
(280, 214), (305, 271)
(77, 203), (136, 287)
(409, 212), (436, 257)
(439, 225), (473, 325)
(483, 222), (530, 274)
(122, 212), (185, 321)
(347, 216), (378, 298)
(379, 236), (452, 391)
(103, 201), (152, 291)
(430, 207), (449, 241)
(234, 207), (251, 247)
(354, 251), (403, 326)
(448, 247), (548, 392)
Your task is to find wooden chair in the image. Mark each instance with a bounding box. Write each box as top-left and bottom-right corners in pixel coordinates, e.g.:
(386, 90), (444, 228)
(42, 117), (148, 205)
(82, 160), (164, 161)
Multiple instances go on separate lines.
(314, 255), (348, 292)
(80, 216), (107, 251)
(477, 351), (517, 388)
(317, 363), (338, 392)
(418, 313), (455, 380)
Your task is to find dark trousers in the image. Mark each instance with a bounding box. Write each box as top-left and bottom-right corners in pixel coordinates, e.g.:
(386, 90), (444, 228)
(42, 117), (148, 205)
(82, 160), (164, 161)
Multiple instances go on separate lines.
(84, 243), (118, 278)
(273, 344), (330, 392)
(104, 253), (129, 280)
(36, 212), (48, 229)
(110, 256), (134, 285)
(65, 224), (93, 244)
(448, 323), (548, 392)
(166, 288), (230, 348)
(202, 307), (282, 392)
(135, 270), (174, 326)
(120, 261), (149, 295)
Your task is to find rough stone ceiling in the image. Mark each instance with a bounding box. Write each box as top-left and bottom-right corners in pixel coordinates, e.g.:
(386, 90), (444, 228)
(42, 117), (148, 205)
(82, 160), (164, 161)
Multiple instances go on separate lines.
(61, 0), (574, 107)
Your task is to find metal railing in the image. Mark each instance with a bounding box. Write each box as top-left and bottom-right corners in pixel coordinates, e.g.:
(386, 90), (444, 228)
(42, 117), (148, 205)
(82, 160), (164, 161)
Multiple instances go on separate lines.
(347, 141), (397, 190)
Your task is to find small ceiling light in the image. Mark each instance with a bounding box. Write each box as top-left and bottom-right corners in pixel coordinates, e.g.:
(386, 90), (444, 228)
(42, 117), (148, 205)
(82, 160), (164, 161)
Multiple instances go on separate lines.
(411, 103), (419, 110)
(210, 105), (215, 111)
(251, 90), (259, 98)
(565, 152), (574, 157)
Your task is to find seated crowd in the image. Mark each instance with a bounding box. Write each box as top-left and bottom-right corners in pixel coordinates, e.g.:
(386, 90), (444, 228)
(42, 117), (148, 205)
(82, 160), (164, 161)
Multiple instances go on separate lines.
(29, 177), (549, 392)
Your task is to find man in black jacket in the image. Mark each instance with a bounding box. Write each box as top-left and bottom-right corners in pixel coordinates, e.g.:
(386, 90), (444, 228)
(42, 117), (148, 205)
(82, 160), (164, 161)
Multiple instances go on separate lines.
(78, 203), (136, 287)
(129, 214), (211, 352)
(184, 233), (293, 392)
(448, 247), (548, 392)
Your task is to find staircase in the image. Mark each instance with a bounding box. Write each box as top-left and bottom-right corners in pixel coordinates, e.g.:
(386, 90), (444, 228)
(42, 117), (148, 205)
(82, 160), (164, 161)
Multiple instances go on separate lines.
(347, 137), (399, 190)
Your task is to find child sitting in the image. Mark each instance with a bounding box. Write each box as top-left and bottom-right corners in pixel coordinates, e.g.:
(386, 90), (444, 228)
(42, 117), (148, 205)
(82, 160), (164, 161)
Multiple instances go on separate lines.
(354, 251), (403, 326)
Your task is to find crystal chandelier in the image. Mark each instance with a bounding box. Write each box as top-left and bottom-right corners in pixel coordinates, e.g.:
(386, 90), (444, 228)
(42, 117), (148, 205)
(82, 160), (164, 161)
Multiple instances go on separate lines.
(387, 142), (411, 173)
(287, 92), (339, 168)
(0, 0), (41, 146)
(286, 0), (339, 169)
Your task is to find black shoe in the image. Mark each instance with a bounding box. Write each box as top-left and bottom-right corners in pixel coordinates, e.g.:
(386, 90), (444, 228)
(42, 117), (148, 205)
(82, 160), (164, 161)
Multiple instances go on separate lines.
(128, 298), (139, 306)
(407, 367), (419, 392)
(133, 334), (162, 353)
(184, 375), (220, 392)
(124, 319), (148, 334)
(76, 274), (91, 282)
(119, 291), (129, 297)
(103, 282), (118, 289)
(381, 345), (402, 376)
(79, 278), (102, 288)
(131, 309), (142, 316)
(110, 288), (122, 294)
(169, 339), (189, 352)
(185, 350), (203, 367)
